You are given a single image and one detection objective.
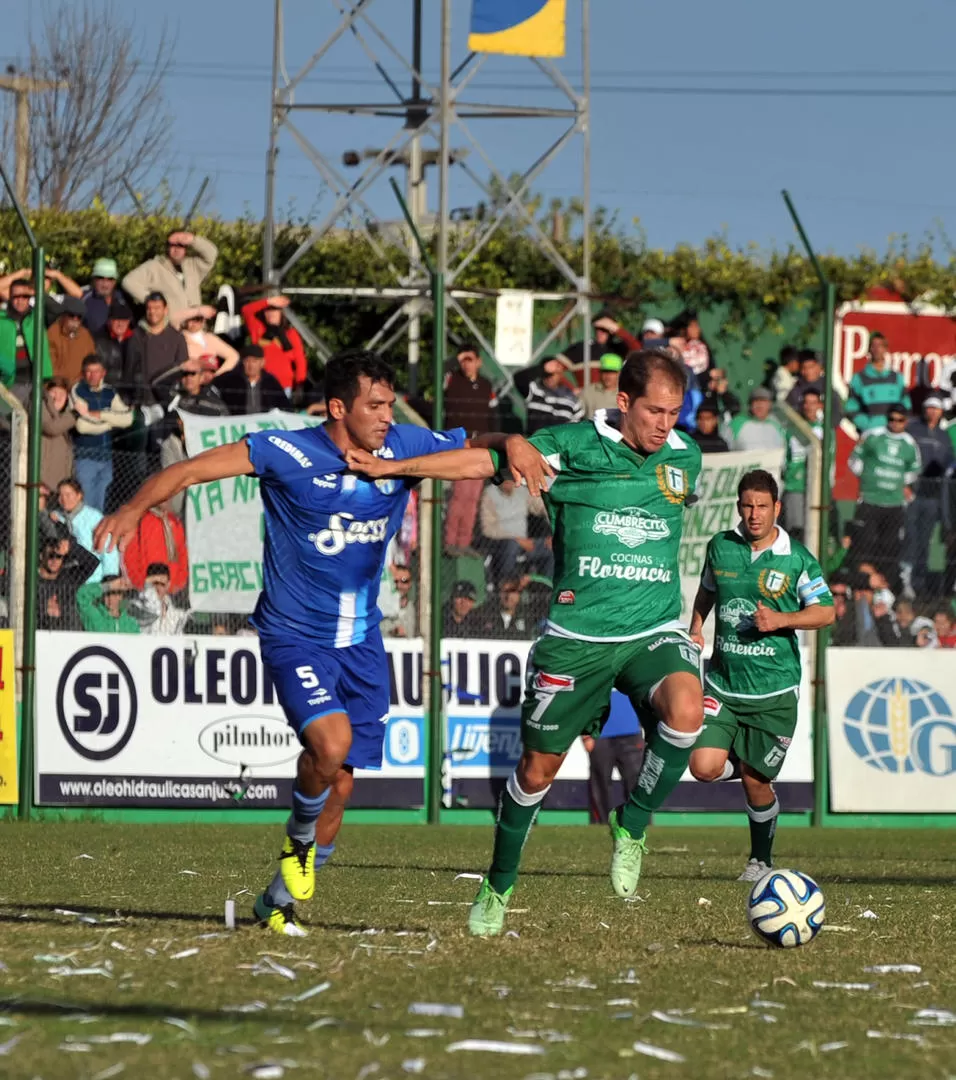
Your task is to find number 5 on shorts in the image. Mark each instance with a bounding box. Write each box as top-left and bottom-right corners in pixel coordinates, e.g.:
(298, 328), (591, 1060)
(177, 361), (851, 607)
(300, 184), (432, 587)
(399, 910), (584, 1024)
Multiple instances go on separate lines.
(296, 665), (320, 689)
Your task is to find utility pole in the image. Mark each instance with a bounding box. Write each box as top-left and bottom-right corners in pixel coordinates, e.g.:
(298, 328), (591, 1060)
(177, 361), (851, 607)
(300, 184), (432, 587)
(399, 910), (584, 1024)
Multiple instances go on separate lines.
(0, 72), (68, 206)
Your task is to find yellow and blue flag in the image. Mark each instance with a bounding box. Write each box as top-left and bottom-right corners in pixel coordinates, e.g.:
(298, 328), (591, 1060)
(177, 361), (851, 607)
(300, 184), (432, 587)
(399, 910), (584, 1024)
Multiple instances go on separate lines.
(468, 0), (566, 58)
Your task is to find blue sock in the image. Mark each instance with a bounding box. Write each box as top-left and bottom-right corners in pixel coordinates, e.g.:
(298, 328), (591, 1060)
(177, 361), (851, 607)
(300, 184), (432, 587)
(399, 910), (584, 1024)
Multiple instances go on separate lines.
(314, 843), (335, 870)
(287, 786), (330, 844)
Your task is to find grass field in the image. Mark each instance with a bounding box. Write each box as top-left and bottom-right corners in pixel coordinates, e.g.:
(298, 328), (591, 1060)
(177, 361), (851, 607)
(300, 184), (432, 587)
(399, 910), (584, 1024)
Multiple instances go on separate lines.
(0, 822), (953, 1080)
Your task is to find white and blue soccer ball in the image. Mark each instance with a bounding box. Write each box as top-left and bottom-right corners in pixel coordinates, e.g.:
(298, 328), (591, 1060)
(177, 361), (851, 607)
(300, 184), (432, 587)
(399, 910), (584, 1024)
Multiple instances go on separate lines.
(747, 868), (825, 948)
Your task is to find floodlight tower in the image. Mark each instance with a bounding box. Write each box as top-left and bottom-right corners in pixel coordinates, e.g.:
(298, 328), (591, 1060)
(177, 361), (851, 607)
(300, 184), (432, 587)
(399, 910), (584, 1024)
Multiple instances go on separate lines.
(261, 0), (592, 398)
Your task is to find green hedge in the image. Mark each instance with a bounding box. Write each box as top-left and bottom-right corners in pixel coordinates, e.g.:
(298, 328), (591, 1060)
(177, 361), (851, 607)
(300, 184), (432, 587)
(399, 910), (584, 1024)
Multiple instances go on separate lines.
(3, 206), (953, 394)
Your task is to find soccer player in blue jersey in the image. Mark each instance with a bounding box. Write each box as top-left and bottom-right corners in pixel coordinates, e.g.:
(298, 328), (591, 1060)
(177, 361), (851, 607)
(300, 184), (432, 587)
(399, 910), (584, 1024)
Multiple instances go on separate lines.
(95, 349), (546, 935)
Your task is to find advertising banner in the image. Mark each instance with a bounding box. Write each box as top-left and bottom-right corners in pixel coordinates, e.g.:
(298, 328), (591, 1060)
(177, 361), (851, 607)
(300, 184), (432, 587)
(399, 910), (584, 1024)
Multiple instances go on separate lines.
(178, 410), (322, 613)
(678, 448), (785, 646)
(36, 632), (811, 811)
(0, 630), (17, 805)
(827, 648), (956, 812)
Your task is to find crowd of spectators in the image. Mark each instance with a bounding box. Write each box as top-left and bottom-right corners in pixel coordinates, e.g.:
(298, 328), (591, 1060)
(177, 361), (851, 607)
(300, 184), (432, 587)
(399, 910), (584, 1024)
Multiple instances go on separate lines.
(2, 255), (954, 644)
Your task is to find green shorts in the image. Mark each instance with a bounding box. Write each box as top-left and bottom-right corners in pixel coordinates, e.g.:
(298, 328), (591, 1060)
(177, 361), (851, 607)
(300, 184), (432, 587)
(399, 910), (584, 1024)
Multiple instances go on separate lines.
(697, 687), (798, 780)
(521, 631), (702, 756)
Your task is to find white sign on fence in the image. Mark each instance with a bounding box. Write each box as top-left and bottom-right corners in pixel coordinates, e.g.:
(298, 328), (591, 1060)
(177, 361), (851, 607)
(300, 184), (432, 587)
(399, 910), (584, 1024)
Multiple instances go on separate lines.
(494, 289), (534, 368)
(179, 410), (322, 613)
(827, 648), (956, 812)
(35, 632), (811, 809)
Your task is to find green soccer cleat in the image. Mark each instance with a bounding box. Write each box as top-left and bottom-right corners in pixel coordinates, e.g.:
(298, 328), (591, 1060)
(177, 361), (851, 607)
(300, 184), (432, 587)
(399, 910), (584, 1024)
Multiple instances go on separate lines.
(609, 808), (648, 898)
(253, 893), (308, 937)
(468, 880), (513, 937)
(279, 835), (316, 901)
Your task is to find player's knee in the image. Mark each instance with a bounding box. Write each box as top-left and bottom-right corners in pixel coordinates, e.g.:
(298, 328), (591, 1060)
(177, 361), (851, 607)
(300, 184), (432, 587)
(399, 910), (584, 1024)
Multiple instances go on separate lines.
(517, 751), (559, 793)
(302, 718), (352, 775)
(690, 752), (727, 783)
(332, 767), (355, 802)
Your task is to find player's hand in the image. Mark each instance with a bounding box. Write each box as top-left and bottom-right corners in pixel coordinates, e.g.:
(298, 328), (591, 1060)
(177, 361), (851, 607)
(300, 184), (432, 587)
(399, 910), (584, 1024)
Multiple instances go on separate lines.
(504, 434), (553, 497)
(754, 601), (785, 633)
(93, 506), (143, 554)
(345, 447), (390, 477)
(690, 628), (705, 650)
(581, 735), (596, 753)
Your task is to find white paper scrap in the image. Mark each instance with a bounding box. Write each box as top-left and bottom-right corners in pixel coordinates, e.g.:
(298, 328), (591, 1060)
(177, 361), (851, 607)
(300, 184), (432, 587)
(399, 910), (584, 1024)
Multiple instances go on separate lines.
(812, 981), (874, 991)
(401, 1059), (426, 1073)
(192, 1065), (211, 1080)
(92, 1065), (126, 1080)
(859, 972), (920, 980)
(179, 870), (200, 876)
(697, 897), (712, 907)
(820, 1042), (848, 1052)
(405, 1029), (444, 1038)
(171, 949), (200, 960)
(48, 965), (113, 977)
(246, 1066), (284, 1080)
(164, 1017), (196, 1034)
(89, 1033), (152, 1046)
(858, 909), (879, 920)
(651, 1010), (728, 1031)
(0, 1035), (21, 1056)
(306, 1018), (340, 1032)
(910, 1008), (956, 1027)
(73, 854), (95, 860)
(866, 1030), (927, 1044)
(225, 900), (236, 930)
(409, 1003), (463, 1019)
(632, 1041), (685, 1063)
(446, 1040), (544, 1055)
(453, 873), (483, 882)
(290, 981), (331, 1002)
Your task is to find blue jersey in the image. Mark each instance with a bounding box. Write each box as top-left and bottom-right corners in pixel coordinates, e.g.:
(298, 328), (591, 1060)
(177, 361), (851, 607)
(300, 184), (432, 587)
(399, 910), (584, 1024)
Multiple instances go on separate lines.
(246, 423), (466, 647)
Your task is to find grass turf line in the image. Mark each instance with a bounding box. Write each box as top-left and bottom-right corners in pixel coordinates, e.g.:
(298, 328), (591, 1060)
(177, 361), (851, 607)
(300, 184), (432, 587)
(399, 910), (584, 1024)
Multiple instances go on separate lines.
(0, 823), (952, 1079)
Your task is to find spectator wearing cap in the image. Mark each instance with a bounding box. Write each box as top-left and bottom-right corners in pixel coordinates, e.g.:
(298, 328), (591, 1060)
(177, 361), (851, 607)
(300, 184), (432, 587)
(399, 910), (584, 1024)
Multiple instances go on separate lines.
(580, 353), (622, 419)
(690, 403), (729, 453)
(901, 396), (953, 598)
(562, 311), (640, 368)
(514, 354), (585, 433)
(724, 387), (785, 453)
(241, 294), (308, 396)
(444, 345), (499, 550)
(125, 292), (190, 411)
(171, 305), (240, 378)
(846, 332), (911, 434)
(847, 403), (920, 590)
(0, 278), (53, 397)
(69, 353), (133, 511)
(443, 580), (481, 637)
(122, 230), (219, 323)
(640, 317), (669, 350)
(216, 344), (291, 416)
(48, 296), (96, 385)
(83, 257), (129, 335)
(76, 574), (140, 634)
(94, 299), (136, 390)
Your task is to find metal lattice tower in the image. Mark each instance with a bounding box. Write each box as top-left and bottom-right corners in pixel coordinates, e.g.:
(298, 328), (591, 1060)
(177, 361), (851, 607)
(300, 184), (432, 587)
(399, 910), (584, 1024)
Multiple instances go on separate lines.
(261, 0), (592, 397)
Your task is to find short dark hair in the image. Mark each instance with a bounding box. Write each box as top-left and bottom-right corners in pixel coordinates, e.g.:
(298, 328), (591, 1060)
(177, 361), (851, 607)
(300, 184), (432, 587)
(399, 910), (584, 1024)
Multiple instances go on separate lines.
(779, 345), (799, 366)
(102, 574), (121, 586)
(801, 387), (821, 400)
(240, 343), (265, 360)
(457, 342), (480, 357)
(81, 353), (103, 368)
(869, 331), (887, 346)
(799, 349), (820, 364)
(145, 290), (167, 306)
(58, 477), (83, 497)
(618, 349), (687, 401)
(738, 468), (779, 503)
(145, 562), (170, 579)
(323, 349), (395, 411)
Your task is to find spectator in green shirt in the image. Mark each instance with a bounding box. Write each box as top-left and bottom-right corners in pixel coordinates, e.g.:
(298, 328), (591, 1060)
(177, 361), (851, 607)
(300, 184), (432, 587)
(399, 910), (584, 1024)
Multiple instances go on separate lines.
(76, 575), (140, 634)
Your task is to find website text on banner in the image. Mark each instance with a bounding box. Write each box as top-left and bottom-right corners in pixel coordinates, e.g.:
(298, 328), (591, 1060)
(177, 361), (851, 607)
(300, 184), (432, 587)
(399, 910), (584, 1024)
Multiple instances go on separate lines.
(36, 632), (811, 810)
(679, 448), (785, 647)
(827, 648), (956, 813)
(0, 630), (18, 805)
(179, 410), (322, 613)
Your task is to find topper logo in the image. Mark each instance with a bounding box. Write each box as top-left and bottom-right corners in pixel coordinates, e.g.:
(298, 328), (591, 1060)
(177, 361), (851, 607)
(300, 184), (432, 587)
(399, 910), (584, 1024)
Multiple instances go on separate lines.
(309, 513), (389, 556)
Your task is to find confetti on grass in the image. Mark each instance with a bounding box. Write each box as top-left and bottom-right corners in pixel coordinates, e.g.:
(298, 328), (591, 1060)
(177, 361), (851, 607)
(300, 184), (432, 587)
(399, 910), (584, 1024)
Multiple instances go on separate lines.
(446, 1040), (544, 1055)
(631, 1041), (686, 1063)
(409, 1003), (463, 1019)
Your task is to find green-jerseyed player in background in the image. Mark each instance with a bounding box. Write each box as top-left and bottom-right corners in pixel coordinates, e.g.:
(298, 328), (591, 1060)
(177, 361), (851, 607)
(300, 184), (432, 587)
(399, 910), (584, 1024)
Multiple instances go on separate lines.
(346, 351), (706, 935)
(688, 469), (834, 881)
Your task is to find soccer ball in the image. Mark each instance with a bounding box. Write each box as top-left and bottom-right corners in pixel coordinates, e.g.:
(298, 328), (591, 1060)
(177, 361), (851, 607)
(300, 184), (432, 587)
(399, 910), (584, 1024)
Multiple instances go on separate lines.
(747, 868), (825, 948)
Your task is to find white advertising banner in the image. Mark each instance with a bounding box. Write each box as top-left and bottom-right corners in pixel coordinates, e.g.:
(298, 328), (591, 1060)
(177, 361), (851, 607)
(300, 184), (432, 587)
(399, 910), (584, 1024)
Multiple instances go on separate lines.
(827, 648), (956, 812)
(179, 410), (322, 614)
(678, 447), (785, 646)
(36, 631), (812, 810)
(494, 289), (534, 368)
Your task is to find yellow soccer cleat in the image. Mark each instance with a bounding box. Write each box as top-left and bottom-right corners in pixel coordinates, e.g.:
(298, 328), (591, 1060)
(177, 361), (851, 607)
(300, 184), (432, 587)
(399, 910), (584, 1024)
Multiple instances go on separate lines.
(253, 893), (308, 937)
(279, 835), (316, 901)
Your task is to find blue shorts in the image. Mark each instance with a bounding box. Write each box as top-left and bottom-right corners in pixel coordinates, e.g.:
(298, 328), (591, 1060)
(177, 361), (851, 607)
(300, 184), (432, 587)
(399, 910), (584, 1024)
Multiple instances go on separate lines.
(260, 628), (390, 771)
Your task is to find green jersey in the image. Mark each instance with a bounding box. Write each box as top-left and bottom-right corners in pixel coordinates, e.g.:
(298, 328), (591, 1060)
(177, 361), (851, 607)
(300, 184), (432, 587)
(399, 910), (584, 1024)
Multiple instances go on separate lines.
(848, 427), (920, 507)
(701, 525), (832, 699)
(528, 411), (702, 641)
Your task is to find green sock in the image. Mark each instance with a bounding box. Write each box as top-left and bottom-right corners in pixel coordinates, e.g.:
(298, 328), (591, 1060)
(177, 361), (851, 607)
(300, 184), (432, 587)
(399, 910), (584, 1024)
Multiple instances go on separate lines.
(487, 777), (547, 894)
(747, 798), (779, 864)
(621, 721), (699, 838)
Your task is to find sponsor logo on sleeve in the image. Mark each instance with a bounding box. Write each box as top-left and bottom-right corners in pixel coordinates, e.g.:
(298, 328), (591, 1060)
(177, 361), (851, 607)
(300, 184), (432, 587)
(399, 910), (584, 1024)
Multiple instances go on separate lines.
(556, 589), (575, 604)
(531, 672), (575, 694)
(267, 435), (313, 469)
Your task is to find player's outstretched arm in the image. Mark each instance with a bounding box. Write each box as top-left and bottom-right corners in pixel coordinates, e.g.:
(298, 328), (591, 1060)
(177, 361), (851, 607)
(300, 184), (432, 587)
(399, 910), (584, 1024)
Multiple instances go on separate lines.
(347, 446), (496, 482)
(93, 440), (255, 554)
(689, 584), (716, 648)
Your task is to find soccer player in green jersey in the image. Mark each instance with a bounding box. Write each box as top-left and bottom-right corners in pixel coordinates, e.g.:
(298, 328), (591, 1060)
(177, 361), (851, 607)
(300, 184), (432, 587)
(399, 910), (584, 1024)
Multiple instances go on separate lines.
(347, 351), (706, 935)
(688, 469), (834, 881)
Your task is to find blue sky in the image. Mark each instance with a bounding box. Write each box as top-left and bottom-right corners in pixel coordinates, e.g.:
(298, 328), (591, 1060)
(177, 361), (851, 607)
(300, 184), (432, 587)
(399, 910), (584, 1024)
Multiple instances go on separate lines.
(5, 0), (956, 256)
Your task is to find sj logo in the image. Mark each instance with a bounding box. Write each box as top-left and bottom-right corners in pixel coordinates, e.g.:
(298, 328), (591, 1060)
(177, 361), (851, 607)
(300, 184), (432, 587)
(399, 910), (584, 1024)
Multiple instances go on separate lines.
(758, 569), (790, 600)
(656, 464), (688, 505)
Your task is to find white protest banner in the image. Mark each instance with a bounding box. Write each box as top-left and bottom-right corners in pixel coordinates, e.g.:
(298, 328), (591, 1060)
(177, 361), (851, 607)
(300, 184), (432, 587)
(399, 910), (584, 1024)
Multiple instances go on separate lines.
(827, 648), (956, 812)
(678, 447), (785, 646)
(179, 410), (322, 613)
